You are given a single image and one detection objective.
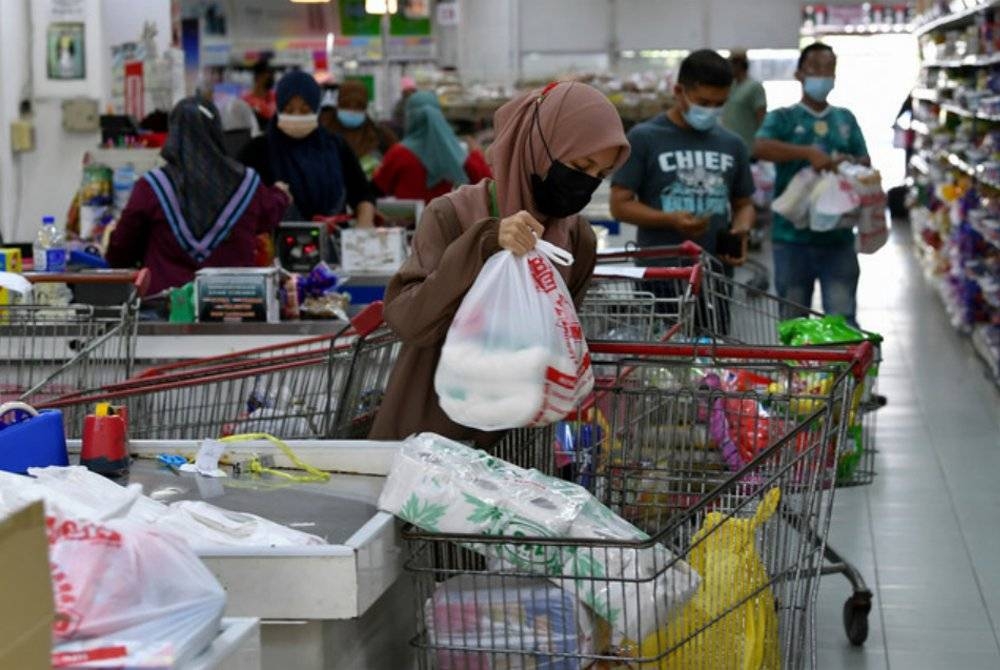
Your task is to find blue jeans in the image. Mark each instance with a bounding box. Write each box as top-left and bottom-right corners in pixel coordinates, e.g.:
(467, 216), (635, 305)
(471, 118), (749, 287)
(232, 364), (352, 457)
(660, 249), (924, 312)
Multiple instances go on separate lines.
(773, 240), (860, 327)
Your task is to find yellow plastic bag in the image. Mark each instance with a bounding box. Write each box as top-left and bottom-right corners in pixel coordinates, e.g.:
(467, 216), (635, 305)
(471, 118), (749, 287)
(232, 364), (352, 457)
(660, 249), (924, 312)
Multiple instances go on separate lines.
(631, 487), (782, 670)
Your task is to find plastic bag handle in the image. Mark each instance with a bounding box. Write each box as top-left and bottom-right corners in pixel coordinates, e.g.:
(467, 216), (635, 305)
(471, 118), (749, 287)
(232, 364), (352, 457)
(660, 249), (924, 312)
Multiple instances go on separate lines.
(534, 239), (574, 267)
(0, 402), (39, 425)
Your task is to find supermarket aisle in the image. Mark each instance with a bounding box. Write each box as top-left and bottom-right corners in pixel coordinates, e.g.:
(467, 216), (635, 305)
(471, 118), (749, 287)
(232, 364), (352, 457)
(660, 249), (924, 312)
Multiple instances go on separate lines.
(814, 222), (1000, 669)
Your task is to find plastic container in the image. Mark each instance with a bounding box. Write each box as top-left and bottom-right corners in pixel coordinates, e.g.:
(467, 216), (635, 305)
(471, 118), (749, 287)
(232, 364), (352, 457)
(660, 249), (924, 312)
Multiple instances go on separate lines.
(0, 402), (69, 474)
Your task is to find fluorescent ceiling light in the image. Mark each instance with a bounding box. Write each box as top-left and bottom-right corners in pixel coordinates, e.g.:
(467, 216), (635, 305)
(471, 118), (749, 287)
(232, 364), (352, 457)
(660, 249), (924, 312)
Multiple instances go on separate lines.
(365, 0), (398, 13)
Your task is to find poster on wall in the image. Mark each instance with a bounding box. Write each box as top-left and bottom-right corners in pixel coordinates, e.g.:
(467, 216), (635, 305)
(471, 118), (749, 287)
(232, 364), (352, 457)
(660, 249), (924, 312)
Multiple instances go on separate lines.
(46, 22), (86, 80)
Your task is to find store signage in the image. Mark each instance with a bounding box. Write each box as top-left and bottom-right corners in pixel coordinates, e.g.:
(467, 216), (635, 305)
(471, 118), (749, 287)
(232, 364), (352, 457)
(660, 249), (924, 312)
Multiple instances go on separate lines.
(124, 61), (144, 121)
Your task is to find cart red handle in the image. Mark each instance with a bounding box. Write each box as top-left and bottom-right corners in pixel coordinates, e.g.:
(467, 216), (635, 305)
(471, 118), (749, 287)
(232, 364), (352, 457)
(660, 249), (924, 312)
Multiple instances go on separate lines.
(596, 241), (704, 262)
(26, 269), (151, 296)
(351, 300), (384, 337)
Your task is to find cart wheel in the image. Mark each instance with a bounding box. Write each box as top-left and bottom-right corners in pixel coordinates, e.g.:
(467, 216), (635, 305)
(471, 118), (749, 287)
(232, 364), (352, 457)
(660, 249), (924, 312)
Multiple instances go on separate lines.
(843, 593), (872, 646)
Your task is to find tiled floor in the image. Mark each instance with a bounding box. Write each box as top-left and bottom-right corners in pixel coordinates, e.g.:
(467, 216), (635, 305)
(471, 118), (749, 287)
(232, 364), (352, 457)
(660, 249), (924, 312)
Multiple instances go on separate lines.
(808, 223), (1000, 668)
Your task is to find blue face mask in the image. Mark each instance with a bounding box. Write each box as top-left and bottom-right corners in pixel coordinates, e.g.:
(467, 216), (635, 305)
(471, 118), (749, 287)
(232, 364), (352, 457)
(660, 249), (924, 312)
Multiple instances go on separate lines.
(682, 95), (722, 132)
(337, 109), (366, 129)
(803, 77), (835, 103)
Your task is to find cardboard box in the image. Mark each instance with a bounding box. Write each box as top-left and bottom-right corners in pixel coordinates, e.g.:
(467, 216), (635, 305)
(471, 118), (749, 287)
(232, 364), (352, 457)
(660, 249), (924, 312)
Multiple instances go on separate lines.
(0, 502), (54, 670)
(195, 267), (280, 323)
(340, 228), (408, 275)
(0, 248), (23, 312)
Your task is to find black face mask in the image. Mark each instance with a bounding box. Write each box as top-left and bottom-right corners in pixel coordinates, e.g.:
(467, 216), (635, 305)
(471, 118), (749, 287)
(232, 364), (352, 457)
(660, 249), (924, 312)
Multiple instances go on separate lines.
(531, 161), (602, 219)
(528, 98), (602, 218)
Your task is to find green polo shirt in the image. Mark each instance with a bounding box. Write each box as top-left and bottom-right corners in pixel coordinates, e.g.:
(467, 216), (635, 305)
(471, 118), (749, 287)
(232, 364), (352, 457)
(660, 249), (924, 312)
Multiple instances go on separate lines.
(757, 103), (869, 245)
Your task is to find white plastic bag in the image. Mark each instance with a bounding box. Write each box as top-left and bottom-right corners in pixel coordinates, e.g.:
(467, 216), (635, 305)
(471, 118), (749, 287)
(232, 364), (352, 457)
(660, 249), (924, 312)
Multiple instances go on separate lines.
(771, 167), (819, 228)
(839, 163), (889, 254)
(809, 171), (861, 231)
(47, 510), (226, 668)
(435, 240), (593, 431)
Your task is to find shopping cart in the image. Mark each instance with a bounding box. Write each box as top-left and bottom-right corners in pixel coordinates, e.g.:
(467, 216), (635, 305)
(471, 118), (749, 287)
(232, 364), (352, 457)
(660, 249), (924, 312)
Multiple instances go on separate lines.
(589, 244), (882, 645)
(40, 301), (399, 440)
(1, 270), (148, 430)
(404, 340), (874, 669)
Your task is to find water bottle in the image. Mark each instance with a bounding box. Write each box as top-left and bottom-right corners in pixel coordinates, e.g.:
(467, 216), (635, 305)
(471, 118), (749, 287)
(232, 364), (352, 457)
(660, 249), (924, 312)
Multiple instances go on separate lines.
(32, 216), (67, 272)
(112, 163), (136, 212)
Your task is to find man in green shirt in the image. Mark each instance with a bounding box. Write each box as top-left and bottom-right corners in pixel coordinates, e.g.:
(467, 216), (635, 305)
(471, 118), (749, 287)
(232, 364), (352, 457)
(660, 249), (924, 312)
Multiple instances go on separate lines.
(755, 42), (870, 327)
(721, 49), (767, 150)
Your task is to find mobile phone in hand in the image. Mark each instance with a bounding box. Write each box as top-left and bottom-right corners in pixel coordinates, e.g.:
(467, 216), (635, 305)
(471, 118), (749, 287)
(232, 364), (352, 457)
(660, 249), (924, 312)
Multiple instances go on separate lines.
(716, 230), (744, 258)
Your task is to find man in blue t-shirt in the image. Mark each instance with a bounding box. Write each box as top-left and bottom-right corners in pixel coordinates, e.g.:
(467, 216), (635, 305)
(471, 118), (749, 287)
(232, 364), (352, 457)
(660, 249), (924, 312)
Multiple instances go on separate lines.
(611, 49), (756, 268)
(755, 42), (870, 326)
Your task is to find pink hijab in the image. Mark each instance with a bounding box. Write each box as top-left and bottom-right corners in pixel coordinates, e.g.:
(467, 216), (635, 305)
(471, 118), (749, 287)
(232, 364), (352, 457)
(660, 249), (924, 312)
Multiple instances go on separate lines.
(445, 82), (630, 244)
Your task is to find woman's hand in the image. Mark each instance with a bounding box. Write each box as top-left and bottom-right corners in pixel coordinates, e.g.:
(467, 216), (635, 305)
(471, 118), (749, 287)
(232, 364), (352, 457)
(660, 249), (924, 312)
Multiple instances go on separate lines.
(355, 201), (376, 228)
(274, 181), (293, 203)
(499, 211), (545, 256)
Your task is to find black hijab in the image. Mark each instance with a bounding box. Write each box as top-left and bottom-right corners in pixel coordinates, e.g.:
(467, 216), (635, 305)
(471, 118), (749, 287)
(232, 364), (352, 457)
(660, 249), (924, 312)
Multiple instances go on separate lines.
(266, 70), (345, 220)
(144, 98), (260, 261)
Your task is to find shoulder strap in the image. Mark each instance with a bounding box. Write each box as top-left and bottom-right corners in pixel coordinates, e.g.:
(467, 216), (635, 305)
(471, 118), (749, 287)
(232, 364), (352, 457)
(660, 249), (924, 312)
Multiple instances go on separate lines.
(487, 179), (500, 219)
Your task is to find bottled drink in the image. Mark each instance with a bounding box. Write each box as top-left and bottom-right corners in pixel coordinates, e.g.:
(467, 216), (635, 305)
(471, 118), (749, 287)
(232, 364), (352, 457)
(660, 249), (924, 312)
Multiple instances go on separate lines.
(112, 163), (136, 212)
(33, 216), (67, 272)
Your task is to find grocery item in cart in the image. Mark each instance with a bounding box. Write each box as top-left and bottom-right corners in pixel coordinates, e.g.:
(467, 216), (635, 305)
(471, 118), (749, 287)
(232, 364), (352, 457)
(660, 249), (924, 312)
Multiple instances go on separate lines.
(426, 574), (600, 670)
(630, 488), (781, 670)
(435, 241), (593, 430)
(379, 433), (700, 642)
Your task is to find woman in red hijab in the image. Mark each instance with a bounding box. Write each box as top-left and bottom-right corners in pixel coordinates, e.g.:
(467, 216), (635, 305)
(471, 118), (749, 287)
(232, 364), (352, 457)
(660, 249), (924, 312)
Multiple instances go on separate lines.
(369, 82), (630, 446)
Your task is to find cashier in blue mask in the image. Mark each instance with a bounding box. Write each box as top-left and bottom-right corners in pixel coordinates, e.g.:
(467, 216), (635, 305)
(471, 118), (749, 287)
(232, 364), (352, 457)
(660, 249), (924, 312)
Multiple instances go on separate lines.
(319, 79), (399, 179)
(239, 71), (376, 226)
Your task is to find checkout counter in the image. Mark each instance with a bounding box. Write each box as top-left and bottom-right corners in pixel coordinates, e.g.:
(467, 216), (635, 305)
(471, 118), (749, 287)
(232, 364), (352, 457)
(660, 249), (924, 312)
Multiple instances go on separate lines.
(68, 438), (413, 669)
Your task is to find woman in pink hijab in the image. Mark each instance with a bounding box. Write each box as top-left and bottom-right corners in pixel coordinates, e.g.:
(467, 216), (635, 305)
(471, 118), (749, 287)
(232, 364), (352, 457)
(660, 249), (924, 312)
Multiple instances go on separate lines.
(369, 81), (630, 446)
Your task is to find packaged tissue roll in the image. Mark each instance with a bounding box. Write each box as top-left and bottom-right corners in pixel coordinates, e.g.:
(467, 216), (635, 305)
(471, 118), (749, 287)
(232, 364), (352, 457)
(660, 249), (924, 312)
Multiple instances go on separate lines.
(379, 434), (701, 643)
(427, 574), (600, 670)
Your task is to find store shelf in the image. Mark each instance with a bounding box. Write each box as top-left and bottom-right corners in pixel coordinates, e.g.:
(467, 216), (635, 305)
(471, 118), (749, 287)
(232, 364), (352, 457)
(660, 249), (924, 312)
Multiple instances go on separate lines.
(922, 52), (1000, 69)
(970, 216), (1000, 248)
(911, 88), (941, 103)
(971, 324), (1000, 382)
(910, 153), (932, 175)
(910, 119), (934, 136)
(801, 24), (912, 37)
(941, 102), (1000, 122)
(914, 0), (1000, 37)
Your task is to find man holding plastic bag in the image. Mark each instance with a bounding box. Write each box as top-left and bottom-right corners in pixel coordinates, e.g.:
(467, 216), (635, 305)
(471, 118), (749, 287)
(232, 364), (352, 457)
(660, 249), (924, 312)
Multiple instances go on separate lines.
(755, 43), (872, 328)
(369, 83), (631, 446)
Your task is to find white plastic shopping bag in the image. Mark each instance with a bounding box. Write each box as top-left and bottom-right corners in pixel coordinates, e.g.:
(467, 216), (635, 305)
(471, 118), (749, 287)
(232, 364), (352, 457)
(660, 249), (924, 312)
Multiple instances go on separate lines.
(435, 240), (593, 431)
(809, 171), (861, 232)
(46, 510), (226, 668)
(771, 167), (819, 229)
(839, 163), (890, 254)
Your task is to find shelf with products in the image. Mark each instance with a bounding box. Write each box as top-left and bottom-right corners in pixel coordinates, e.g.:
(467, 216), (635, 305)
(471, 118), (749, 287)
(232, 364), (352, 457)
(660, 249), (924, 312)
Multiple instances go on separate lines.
(914, 0), (1000, 37)
(911, 153), (933, 175)
(923, 52), (1000, 68)
(911, 118), (935, 136)
(912, 87), (942, 102)
(940, 102), (1000, 121)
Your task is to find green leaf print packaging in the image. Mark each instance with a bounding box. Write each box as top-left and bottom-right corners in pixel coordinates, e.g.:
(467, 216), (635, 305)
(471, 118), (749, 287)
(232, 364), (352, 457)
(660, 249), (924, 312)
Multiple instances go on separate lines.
(378, 433), (701, 642)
